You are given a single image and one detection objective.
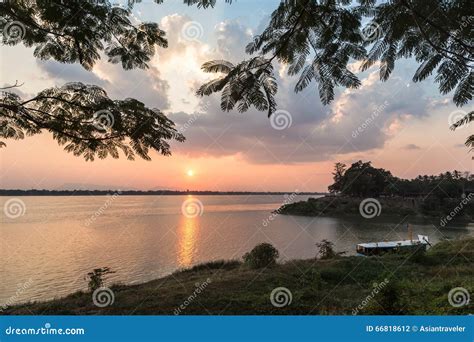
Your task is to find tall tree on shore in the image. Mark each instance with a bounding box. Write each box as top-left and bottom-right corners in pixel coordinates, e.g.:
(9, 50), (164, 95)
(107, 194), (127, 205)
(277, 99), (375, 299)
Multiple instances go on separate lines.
(328, 162), (346, 194)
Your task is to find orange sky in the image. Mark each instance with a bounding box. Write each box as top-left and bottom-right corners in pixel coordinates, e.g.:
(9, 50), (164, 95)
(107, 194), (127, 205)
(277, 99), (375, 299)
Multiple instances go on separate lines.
(0, 3), (472, 192)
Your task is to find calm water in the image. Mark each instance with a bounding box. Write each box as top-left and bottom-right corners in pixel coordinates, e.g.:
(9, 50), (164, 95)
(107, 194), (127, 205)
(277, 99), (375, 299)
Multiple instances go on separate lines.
(1, 195), (472, 304)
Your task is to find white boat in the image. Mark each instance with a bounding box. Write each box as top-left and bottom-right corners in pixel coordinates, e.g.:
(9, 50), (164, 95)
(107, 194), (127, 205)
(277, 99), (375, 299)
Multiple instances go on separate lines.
(356, 229), (430, 256)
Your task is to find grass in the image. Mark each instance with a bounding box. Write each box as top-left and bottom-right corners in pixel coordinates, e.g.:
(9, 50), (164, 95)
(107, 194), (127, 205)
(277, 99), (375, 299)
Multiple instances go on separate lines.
(4, 238), (473, 315)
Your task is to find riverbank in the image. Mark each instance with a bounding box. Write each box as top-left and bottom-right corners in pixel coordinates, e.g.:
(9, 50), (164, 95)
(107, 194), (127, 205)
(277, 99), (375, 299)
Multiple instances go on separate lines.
(4, 238), (473, 315)
(276, 195), (474, 222)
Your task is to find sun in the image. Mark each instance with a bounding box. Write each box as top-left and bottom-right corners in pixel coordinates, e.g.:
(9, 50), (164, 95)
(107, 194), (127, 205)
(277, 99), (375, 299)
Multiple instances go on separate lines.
(187, 169), (194, 177)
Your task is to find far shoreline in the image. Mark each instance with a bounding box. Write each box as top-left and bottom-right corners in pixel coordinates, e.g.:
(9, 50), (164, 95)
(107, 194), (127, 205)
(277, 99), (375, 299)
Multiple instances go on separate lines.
(0, 190), (326, 197)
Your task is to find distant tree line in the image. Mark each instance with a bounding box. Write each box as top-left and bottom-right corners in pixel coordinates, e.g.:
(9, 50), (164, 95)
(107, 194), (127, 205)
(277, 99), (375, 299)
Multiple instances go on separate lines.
(0, 189), (323, 196)
(328, 161), (473, 199)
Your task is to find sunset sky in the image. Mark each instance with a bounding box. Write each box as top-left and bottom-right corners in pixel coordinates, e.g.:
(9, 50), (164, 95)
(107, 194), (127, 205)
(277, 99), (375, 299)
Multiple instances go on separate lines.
(0, 0), (472, 192)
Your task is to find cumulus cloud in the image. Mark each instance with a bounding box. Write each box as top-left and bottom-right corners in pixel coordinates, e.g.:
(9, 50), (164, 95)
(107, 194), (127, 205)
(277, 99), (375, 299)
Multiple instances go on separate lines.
(404, 144), (422, 150)
(36, 50), (170, 110)
(33, 13), (433, 165)
(168, 21), (430, 164)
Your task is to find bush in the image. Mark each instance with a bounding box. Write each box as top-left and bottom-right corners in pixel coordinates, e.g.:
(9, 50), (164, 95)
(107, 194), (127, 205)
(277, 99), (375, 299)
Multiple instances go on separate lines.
(86, 267), (115, 292)
(243, 243), (279, 269)
(179, 260), (241, 274)
(315, 239), (345, 259)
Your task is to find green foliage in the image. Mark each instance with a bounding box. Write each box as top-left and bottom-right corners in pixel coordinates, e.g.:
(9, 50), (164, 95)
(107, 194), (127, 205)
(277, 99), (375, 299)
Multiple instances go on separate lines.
(243, 243), (279, 269)
(329, 160), (394, 197)
(328, 160), (474, 199)
(1, 0), (472, 157)
(178, 260), (241, 274)
(450, 111), (473, 156)
(316, 239), (344, 259)
(0, 0), (167, 70)
(86, 267), (115, 292)
(195, 0), (473, 153)
(197, 58), (277, 116)
(6, 238), (474, 315)
(365, 281), (406, 315)
(0, 83), (185, 160)
(328, 162), (347, 194)
(0, 0), (190, 160)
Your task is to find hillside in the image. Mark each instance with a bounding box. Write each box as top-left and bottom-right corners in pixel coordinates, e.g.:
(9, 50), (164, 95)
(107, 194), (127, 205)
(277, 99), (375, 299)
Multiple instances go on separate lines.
(4, 238), (473, 315)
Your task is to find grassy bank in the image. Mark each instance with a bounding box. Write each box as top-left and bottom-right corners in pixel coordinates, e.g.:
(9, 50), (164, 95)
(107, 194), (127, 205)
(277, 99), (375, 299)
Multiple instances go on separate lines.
(277, 196), (474, 221)
(4, 238), (473, 315)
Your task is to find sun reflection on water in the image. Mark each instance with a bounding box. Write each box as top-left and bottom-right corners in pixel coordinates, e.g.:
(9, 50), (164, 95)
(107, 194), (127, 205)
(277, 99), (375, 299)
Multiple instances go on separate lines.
(177, 215), (199, 267)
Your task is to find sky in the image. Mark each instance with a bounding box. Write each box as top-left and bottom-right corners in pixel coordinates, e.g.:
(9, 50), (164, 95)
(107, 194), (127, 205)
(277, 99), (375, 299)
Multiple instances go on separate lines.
(0, 0), (472, 192)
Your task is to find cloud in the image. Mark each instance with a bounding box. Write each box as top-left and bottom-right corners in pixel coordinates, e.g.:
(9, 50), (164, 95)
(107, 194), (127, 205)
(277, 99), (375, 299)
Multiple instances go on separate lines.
(404, 144), (421, 150)
(36, 51), (170, 110)
(33, 14), (433, 165)
(168, 45), (430, 164)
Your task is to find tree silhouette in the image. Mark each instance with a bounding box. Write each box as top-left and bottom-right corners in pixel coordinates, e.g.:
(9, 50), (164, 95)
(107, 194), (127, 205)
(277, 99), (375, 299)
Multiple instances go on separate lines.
(198, 0), (473, 154)
(1, 0), (472, 159)
(0, 0), (182, 160)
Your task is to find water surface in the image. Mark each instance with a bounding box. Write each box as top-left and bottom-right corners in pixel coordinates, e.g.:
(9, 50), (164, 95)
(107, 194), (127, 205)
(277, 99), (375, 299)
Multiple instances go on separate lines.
(1, 195), (472, 304)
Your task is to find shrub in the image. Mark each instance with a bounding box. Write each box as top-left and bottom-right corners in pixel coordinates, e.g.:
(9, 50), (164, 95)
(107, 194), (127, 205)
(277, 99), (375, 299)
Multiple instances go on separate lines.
(316, 239), (345, 259)
(365, 281), (406, 315)
(86, 267), (115, 292)
(243, 243), (279, 269)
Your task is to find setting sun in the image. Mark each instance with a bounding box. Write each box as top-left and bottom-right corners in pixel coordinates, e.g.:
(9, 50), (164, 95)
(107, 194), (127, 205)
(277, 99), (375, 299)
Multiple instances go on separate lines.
(187, 169), (194, 177)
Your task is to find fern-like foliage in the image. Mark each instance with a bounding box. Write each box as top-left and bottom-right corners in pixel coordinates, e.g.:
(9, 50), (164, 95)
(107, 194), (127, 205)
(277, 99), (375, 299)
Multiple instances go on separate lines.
(0, 83), (184, 161)
(0, 0), (167, 70)
(450, 110), (473, 156)
(197, 58), (277, 116)
(198, 0), (364, 114)
(196, 0), (472, 155)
